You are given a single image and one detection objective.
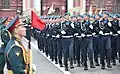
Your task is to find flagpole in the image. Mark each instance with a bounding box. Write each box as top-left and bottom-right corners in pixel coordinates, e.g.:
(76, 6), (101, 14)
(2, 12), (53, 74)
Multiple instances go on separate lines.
(28, 19), (32, 74)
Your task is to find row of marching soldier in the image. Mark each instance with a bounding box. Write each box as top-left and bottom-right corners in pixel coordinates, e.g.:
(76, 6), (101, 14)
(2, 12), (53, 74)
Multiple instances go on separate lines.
(33, 11), (120, 71)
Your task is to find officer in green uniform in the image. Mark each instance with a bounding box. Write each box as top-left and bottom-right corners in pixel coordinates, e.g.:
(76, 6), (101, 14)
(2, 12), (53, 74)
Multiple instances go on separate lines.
(4, 16), (29, 74)
(0, 17), (11, 74)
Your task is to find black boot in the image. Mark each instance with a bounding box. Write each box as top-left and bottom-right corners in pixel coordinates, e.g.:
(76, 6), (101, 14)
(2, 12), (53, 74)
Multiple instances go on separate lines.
(107, 60), (112, 68)
(90, 61), (95, 68)
(55, 59), (58, 64)
(70, 61), (74, 69)
(84, 63), (88, 70)
(101, 61), (105, 70)
(55, 61), (58, 64)
(84, 66), (88, 70)
(101, 65), (105, 70)
(90, 64), (95, 68)
(112, 60), (116, 66)
(59, 60), (63, 67)
(95, 62), (100, 66)
(77, 61), (81, 67)
(107, 63), (112, 68)
(95, 59), (100, 66)
(65, 65), (69, 71)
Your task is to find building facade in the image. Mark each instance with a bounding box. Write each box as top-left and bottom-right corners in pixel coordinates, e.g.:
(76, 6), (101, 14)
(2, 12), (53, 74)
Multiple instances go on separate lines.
(0, 0), (23, 16)
(0, 0), (120, 16)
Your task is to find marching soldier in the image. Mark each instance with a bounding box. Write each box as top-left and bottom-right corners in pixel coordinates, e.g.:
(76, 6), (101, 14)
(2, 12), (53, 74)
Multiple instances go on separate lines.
(116, 14), (120, 63)
(4, 16), (30, 74)
(81, 13), (95, 70)
(99, 11), (112, 69)
(73, 15), (83, 67)
(61, 13), (75, 71)
(92, 14), (102, 66)
(110, 14), (119, 65)
(57, 16), (64, 67)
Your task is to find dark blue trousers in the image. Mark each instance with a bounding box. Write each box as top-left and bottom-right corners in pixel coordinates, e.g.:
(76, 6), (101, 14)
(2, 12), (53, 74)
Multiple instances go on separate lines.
(62, 38), (74, 67)
(99, 35), (112, 66)
(74, 37), (82, 64)
(93, 36), (100, 63)
(57, 38), (63, 64)
(81, 37), (94, 66)
(111, 36), (117, 62)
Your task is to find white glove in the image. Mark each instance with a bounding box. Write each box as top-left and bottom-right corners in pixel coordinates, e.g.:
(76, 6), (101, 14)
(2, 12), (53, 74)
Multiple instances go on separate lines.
(81, 33), (85, 37)
(47, 34), (50, 36)
(71, 22), (75, 29)
(108, 22), (112, 27)
(92, 32), (96, 36)
(99, 31), (103, 35)
(56, 34), (60, 38)
(32, 64), (36, 72)
(89, 24), (93, 29)
(74, 33), (78, 36)
(117, 30), (120, 34)
(110, 31), (113, 35)
(61, 30), (66, 34)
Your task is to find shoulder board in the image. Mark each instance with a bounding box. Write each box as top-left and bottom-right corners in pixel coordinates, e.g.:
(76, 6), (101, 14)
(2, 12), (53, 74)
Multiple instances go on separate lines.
(14, 40), (21, 47)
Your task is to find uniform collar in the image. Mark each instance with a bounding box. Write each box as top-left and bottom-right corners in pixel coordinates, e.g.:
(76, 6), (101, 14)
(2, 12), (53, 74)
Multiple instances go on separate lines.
(12, 36), (21, 43)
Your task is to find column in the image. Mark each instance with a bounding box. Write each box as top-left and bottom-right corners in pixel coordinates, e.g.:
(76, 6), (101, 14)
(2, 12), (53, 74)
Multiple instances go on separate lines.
(67, 0), (73, 15)
(33, 0), (41, 11)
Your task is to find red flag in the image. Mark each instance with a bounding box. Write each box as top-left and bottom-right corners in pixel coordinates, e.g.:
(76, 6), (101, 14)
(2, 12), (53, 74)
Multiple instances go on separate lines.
(31, 11), (45, 30)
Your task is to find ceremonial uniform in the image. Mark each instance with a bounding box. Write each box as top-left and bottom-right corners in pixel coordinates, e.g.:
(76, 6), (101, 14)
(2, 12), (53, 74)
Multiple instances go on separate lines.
(99, 12), (112, 69)
(81, 14), (95, 70)
(92, 14), (101, 66)
(61, 13), (74, 71)
(73, 16), (82, 67)
(110, 15), (119, 65)
(4, 16), (30, 74)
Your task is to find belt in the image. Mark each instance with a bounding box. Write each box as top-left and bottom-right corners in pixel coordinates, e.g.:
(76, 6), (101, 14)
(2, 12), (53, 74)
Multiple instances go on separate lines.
(86, 34), (92, 37)
(62, 36), (73, 38)
(52, 35), (56, 38)
(8, 70), (13, 74)
(100, 33), (110, 36)
(104, 33), (110, 35)
(76, 36), (81, 38)
(112, 34), (118, 36)
(93, 35), (98, 37)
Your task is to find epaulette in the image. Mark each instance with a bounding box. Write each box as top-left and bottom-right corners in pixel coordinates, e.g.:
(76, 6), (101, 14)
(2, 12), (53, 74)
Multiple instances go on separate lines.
(14, 40), (21, 47)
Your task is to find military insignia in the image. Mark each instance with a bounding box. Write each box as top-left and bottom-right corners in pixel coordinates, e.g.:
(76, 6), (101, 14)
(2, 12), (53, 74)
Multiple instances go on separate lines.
(16, 52), (20, 56)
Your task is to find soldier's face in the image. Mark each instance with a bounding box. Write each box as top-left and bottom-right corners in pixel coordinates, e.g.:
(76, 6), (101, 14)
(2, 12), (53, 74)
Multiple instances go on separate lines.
(15, 25), (26, 37)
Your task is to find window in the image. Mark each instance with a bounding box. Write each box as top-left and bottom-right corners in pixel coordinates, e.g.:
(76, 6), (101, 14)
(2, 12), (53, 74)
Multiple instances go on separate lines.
(118, 0), (120, 4)
(95, 0), (104, 8)
(2, 0), (10, 9)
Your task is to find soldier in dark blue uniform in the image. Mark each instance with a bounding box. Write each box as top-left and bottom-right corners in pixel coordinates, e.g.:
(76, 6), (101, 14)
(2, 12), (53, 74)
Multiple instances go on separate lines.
(116, 14), (120, 63)
(92, 14), (102, 66)
(4, 16), (30, 74)
(81, 14), (95, 70)
(99, 11), (112, 69)
(56, 16), (64, 67)
(110, 14), (119, 65)
(0, 17), (11, 74)
(61, 13), (74, 71)
(51, 17), (59, 64)
(73, 15), (83, 67)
